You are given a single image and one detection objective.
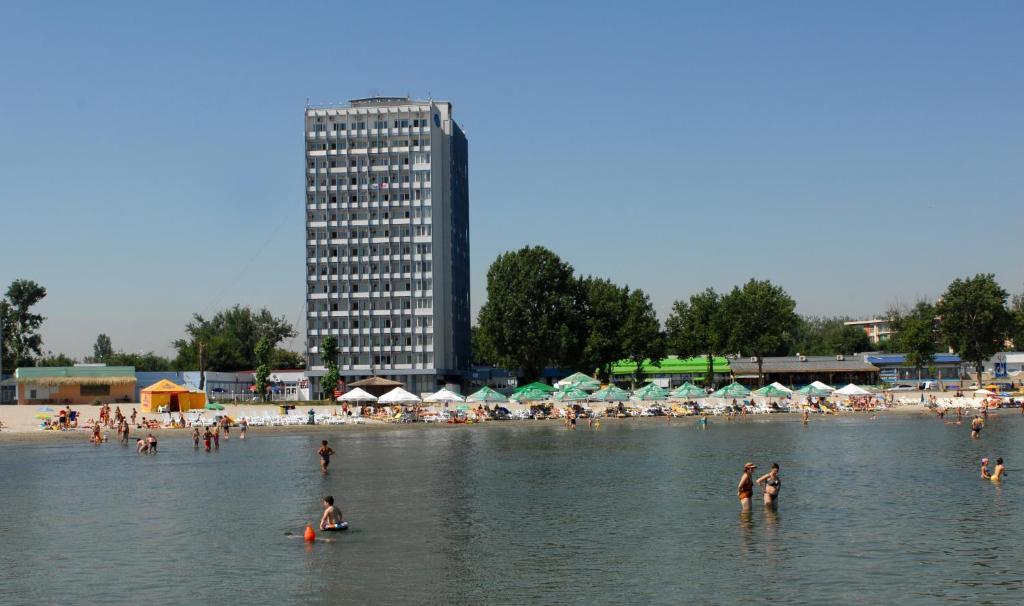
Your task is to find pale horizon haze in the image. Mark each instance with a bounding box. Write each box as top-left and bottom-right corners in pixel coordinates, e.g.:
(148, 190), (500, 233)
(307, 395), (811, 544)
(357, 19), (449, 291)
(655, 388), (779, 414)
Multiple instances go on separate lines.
(1, 2), (1022, 360)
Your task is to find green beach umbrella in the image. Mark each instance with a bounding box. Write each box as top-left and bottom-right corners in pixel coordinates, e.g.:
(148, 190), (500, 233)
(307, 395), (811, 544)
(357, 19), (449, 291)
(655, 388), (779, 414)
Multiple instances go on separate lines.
(711, 382), (751, 398)
(589, 385), (631, 402)
(515, 381), (554, 394)
(753, 384), (790, 398)
(553, 386), (590, 401)
(466, 386), (508, 403)
(556, 372), (601, 391)
(670, 382), (706, 398)
(633, 383), (669, 401)
(510, 386), (551, 402)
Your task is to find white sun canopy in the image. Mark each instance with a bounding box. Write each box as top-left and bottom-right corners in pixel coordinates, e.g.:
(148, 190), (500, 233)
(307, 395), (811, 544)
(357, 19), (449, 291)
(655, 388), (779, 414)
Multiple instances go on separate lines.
(810, 381), (835, 392)
(424, 388), (465, 403)
(336, 387), (378, 402)
(378, 387), (422, 404)
(769, 381), (793, 393)
(834, 383), (871, 396)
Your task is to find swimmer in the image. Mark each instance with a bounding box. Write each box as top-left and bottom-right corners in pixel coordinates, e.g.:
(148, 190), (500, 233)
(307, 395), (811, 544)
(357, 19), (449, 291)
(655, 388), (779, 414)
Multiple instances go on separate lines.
(318, 440), (336, 473)
(991, 457), (1006, 482)
(970, 416), (983, 439)
(319, 495), (346, 531)
(980, 457), (991, 479)
(737, 462), (756, 512)
(756, 463), (781, 509)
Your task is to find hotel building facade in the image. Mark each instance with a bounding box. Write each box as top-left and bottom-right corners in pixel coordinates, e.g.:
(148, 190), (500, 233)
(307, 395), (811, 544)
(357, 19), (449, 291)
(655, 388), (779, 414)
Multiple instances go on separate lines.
(304, 97), (470, 396)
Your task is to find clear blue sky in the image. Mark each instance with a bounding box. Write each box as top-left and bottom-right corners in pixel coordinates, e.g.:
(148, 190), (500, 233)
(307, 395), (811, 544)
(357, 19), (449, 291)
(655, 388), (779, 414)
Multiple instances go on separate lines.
(2, 1), (1022, 359)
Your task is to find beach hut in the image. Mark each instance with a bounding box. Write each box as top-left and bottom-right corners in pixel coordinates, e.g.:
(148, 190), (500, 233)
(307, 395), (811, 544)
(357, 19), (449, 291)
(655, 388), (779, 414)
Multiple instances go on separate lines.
(348, 376), (404, 397)
(140, 379), (205, 413)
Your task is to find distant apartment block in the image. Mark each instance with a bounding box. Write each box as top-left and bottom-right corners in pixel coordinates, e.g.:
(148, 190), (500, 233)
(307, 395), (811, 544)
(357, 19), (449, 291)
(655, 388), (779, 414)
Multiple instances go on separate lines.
(844, 319), (894, 344)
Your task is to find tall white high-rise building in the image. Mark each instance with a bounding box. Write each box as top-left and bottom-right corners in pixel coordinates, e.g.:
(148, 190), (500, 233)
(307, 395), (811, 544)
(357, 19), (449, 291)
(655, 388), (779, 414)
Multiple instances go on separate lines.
(304, 97), (470, 396)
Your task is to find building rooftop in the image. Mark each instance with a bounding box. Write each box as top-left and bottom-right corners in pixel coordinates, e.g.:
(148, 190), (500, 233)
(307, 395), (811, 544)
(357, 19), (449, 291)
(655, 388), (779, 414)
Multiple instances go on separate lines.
(729, 356), (878, 376)
(611, 356), (732, 376)
(15, 366), (137, 385)
(865, 354), (962, 365)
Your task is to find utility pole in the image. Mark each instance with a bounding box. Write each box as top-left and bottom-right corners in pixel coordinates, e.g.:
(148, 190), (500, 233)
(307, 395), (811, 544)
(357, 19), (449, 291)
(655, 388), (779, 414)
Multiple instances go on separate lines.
(198, 341), (206, 390)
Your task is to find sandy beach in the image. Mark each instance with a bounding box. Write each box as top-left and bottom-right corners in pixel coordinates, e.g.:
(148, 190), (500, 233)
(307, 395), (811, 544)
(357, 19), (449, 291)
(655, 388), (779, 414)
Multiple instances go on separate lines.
(0, 398), (945, 441)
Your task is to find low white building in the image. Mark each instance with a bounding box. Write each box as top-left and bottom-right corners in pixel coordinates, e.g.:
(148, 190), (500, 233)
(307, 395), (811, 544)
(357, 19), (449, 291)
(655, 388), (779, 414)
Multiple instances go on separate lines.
(984, 352), (1024, 378)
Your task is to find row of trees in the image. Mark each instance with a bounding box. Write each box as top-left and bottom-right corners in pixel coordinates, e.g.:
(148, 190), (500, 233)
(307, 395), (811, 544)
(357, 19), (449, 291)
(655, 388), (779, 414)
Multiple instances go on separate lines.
(473, 249), (1024, 386)
(0, 279), (304, 378)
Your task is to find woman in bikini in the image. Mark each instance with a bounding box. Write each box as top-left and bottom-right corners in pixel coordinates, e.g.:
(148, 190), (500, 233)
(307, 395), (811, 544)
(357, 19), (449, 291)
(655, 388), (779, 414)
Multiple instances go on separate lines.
(738, 463), (756, 512)
(757, 463), (781, 509)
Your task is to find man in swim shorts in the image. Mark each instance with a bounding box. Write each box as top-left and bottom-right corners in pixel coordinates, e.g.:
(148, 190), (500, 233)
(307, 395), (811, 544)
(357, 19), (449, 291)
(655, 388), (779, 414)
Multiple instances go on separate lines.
(970, 415), (983, 439)
(319, 495), (346, 531)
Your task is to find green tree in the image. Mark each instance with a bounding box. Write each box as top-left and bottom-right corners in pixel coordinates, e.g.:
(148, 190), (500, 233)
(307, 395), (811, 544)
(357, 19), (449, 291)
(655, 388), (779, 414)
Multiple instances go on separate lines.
(888, 301), (939, 381)
(665, 288), (725, 387)
(319, 335), (339, 400)
(720, 279), (798, 384)
(937, 274), (1013, 386)
(790, 316), (870, 356)
(470, 325), (498, 367)
(105, 351), (174, 372)
(579, 277), (630, 381)
(254, 336), (273, 402)
(38, 352), (78, 367)
(1010, 290), (1024, 350)
(477, 246), (585, 380)
(91, 333), (113, 363)
(172, 305), (296, 372)
(271, 349), (306, 369)
(620, 288), (666, 387)
(1, 279), (47, 370)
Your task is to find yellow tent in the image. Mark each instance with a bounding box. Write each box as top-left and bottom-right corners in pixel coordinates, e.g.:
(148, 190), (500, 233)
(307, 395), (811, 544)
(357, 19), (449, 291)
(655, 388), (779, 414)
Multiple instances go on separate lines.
(140, 379), (205, 413)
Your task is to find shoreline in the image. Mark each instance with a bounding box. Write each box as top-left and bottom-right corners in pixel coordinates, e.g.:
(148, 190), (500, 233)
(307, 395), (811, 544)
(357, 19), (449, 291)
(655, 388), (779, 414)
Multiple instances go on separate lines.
(0, 403), (959, 443)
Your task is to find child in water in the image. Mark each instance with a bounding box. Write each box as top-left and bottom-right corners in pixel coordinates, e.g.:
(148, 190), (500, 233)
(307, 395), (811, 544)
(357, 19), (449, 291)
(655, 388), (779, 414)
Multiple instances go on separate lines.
(318, 440), (336, 473)
(193, 427), (200, 449)
(980, 458), (991, 479)
(318, 495), (347, 531)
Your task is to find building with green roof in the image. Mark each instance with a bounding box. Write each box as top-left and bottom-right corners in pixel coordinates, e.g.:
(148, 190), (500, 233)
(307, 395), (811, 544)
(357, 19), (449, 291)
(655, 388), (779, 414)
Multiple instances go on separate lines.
(610, 356), (731, 386)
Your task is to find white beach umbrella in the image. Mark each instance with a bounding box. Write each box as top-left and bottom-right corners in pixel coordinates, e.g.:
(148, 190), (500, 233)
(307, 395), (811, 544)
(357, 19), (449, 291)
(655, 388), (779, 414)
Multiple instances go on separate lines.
(810, 381), (835, 392)
(424, 388), (465, 403)
(337, 387), (378, 402)
(834, 383), (871, 397)
(378, 387), (422, 405)
(768, 381), (792, 394)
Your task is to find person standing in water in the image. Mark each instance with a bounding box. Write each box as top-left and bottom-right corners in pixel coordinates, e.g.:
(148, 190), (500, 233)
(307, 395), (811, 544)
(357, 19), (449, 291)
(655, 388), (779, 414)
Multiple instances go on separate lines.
(991, 457), (1006, 482)
(192, 427), (201, 449)
(221, 416), (230, 440)
(212, 425), (220, 450)
(737, 463), (756, 512)
(318, 440), (336, 473)
(239, 417), (248, 439)
(970, 415), (984, 439)
(202, 427), (213, 452)
(757, 463), (782, 509)
(980, 458), (991, 479)
(802, 409), (809, 425)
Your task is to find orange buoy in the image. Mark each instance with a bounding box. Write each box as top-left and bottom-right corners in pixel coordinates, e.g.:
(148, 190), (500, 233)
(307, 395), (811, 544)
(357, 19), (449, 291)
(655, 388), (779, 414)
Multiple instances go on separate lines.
(303, 525), (316, 542)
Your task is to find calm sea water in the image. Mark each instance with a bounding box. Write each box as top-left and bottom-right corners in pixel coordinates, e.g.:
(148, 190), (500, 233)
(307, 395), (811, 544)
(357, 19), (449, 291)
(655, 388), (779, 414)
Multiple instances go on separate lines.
(1, 414), (1022, 605)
